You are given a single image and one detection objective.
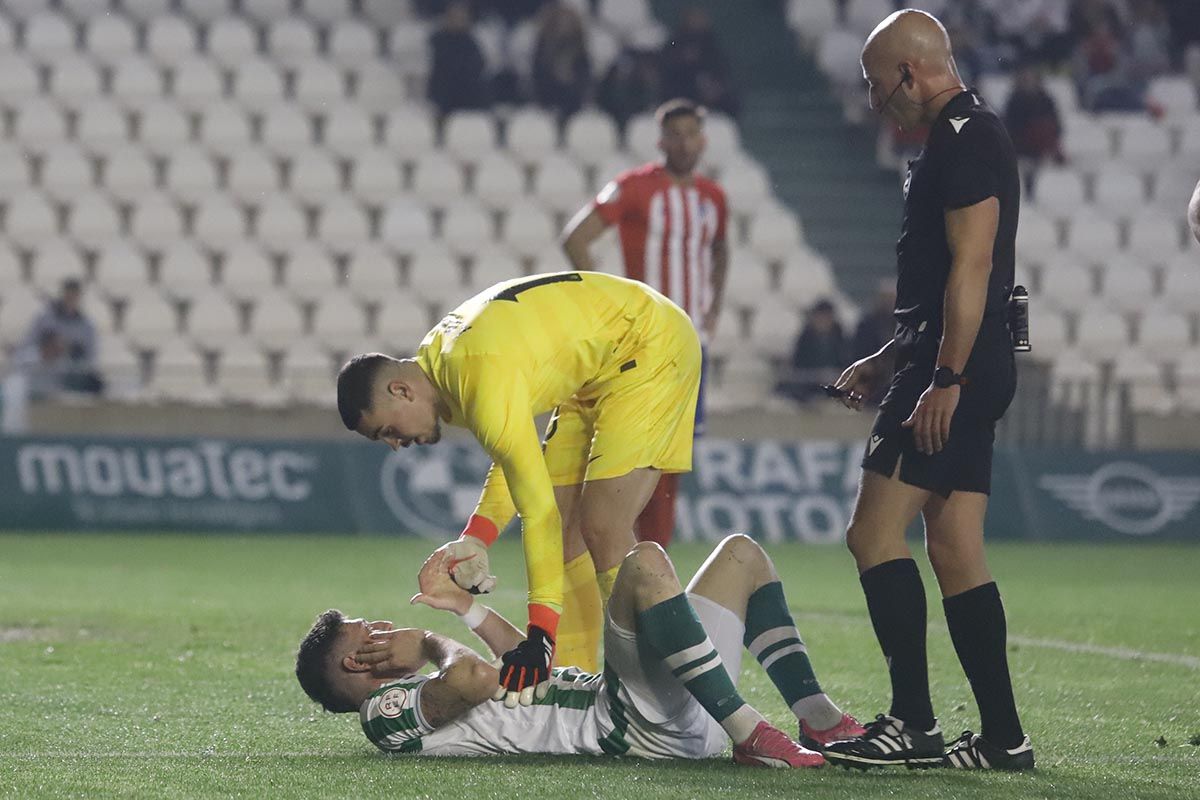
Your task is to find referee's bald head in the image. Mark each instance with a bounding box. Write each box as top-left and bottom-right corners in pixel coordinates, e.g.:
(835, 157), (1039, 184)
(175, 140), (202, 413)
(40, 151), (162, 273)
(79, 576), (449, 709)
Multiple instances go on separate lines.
(860, 9), (963, 129)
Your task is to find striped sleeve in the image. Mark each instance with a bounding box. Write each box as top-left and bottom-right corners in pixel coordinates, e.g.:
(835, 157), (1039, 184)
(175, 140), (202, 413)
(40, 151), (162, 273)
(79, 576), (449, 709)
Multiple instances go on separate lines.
(360, 679), (433, 754)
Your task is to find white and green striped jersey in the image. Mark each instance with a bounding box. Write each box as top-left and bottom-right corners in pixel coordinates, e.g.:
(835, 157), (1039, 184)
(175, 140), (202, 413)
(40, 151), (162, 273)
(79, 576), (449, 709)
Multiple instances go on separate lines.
(359, 664), (718, 759)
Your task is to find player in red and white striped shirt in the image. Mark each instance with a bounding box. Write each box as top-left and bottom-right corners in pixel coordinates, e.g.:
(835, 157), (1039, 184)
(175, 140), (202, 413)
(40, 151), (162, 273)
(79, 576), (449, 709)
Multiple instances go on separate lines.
(562, 99), (730, 548)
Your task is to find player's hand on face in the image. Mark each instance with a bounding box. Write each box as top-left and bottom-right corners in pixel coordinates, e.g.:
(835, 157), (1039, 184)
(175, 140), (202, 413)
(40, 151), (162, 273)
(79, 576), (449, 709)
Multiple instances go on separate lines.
(902, 383), (960, 455)
(496, 626), (554, 708)
(410, 548), (473, 614)
(442, 536), (497, 595)
(353, 627), (428, 678)
(833, 356), (877, 411)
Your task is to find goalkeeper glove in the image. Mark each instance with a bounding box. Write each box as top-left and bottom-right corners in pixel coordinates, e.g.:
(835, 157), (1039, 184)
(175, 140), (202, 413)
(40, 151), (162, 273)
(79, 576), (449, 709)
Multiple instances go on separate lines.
(495, 625), (554, 708)
(446, 535), (497, 595)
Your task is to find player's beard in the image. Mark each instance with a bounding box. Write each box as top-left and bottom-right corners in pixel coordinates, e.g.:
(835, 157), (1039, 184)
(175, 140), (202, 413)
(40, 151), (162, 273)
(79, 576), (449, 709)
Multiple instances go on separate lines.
(426, 417), (442, 445)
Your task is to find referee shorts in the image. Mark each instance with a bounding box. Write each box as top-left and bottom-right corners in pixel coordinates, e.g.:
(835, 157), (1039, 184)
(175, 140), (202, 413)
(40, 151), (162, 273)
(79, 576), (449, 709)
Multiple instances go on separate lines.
(542, 303), (702, 486)
(861, 318), (1016, 497)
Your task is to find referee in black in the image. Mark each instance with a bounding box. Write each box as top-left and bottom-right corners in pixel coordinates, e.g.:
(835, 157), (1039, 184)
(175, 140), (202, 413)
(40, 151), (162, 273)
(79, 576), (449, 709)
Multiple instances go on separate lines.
(822, 10), (1033, 771)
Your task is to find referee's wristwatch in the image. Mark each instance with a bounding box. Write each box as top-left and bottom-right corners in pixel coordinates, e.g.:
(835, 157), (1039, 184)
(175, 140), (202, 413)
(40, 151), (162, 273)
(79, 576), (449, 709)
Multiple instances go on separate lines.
(932, 366), (969, 389)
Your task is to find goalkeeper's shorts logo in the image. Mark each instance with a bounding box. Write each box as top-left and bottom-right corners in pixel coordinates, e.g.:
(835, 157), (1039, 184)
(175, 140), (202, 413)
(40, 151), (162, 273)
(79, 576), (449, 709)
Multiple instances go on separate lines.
(379, 687), (409, 718)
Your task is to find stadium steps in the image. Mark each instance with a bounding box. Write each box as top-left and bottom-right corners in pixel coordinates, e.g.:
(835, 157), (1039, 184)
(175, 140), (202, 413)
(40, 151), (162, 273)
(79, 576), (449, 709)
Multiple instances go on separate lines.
(651, 0), (902, 305)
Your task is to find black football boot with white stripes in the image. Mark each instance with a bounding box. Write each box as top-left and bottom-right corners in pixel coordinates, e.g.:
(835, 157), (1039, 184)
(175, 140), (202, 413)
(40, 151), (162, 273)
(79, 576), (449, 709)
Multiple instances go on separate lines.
(943, 730), (1035, 771)
(823, 714), (945, 770)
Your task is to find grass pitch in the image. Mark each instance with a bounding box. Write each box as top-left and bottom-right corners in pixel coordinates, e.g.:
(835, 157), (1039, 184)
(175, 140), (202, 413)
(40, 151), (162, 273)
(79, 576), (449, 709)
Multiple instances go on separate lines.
(0, 533), (1197, 799)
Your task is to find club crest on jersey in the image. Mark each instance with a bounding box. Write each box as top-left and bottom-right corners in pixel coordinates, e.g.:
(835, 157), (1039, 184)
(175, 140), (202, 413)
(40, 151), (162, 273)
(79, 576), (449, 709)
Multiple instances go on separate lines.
(379, 687), (408, 718)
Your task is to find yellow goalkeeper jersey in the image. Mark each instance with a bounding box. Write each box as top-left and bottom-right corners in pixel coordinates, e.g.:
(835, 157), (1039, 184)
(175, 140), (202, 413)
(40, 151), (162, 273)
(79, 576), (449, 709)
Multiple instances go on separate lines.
(415, 271), (695, 635)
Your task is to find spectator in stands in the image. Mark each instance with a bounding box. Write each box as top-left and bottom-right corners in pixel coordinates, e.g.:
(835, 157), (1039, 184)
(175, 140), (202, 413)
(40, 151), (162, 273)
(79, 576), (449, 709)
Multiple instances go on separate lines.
(531, 2), (592, 119)
(17, 280), (104, 397)
(777, 299), (849, 404)
(852, 281), (898, 404)
(1004, 64), (1064, 192)
(1127, 0), (1172, 83)
(426, 1), (490, 115)
(979, 0), (1072, 65)
(1071, 15), (1154, 112)
(599, 47), (662, 128)
(660, 7), (740, 118)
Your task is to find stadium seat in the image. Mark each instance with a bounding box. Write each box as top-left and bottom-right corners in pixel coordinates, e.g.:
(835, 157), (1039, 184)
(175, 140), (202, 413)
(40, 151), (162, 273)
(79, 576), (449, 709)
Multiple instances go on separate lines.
(1171, 116), (1200, 162)
(720, 157), (773, 214)
(380, 197), (434, 248)
(157, 240), (216, 301)
(349, 60), (406, 113)
(844, 0), (895, 35)
(1091, 169), (1146, 214)
(172, 58), (226, 113)
(150, 338), (216, 402)
(102, 146), (157, 204)
(1031, 168), (1086, 214)
(564, 111), (620, 167)
(748, 206), (804, 263)
(473, 153), (527, 210)
(531, 153), (590, 213)
(1028, 307), (1069, 356)
(1064, 213), (1121, 264)
(443, 111), (498, 164)
(315, 196), (371, 253)
(586, 25), (622, 77)
(1126, 214), (1184, 261)
(1061, 122), (1111, 165)
(123, 291), (181, 348)
(191, 194), (246, 249)
(387, 20), (431, 76)
(282, 240), (339, 301)
(84, 14), (137, 67)
(0, 54), (40, 106)
(122, 0), (172, 22)
(777, 250), (838, 308)
(1108, 116), (1171, 163)
(13, 99), (69, 154)
(702, 114), (742, 169)
(411, 152), (466, 207)
(1043, 75), (1080, 113)
(181, 0), (233, 23)
(977, 73), (1013, 108)
(47, 55), (103, 109)
(0, 145), (32, 200)
(207, 16), (257, 69)
(220, 240), (277, 300)
(61, 0), (118, 20)
(4, 192), (59, 249)
(93, 240), (151, 300)
(288, 149), (342, 205)
(110, 58), (165, 110)
(164, 147), (220, 204)
(1162, 262), (1200, 314)
(67, 191), (122, 249)
(597, 0), (654, 38)
(1075, 308), (1130, 360)
(624, 113), (660, 162)
(723, 252), (772, 311)
(328, 19), (379, 67)
(786, 0), (838, 47)
(1151, 163), (1200, 211)
(1101, 267), (1157, 313)
(250, 290), (307, 348)
(408, 245), (466, 305)
(311, 289), (369, 350)
(95, 336), (144, 396)
(255, 197), (308, 253)
(232, 59), (286, 108)
(23, 12), (76, 65)
(747, 295), (803, 360)
(0, 15), (10, 49)
(197, 102), (252, 157)
(40, 145), (95, 202)
(280, 339), (336, 404)
(294, 61), (347, 112)
(260, 105), (315, 156)
(267, 18), (319, 66)
(440, 201), (495, 256)
(322, 104), (375, 158)
(505, 109), (560, 165)
(348, 148), (404, 205)
(136, 101), (191, 157)
(343, 242), (402, 301)
(131, 193), (186, 251)
(467, 250), (522, 290)
(1148, 75), (1198, 117)
(815, 27), (863, 93)
(242, 0), (293, 24)
(1136, 309), (1192, 358)
(226, 149), (281, 205)
(1039, 262), (1096, 312)
(29, 238), (86, 293)
(502, 204), (557, 258)
(298, 0), (353, 24)
(146, 16), (197, 66)
(0, 242), (23, 287)
(362, 0), (415, 27)
(186, 290), (243, 346)
(75, 100), (130, 157)
(376, 305), (433, 351)
(217, 347), (281, 405)
(0, 284), (44, 348)
(1110, 348), (1175, 413)
(382, 106), (438, 161)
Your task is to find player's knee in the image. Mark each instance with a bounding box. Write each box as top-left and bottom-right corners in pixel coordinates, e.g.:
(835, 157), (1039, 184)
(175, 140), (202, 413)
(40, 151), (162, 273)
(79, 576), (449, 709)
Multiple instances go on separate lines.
(716, 532), (765, 566)
(619, 541), (672, 590)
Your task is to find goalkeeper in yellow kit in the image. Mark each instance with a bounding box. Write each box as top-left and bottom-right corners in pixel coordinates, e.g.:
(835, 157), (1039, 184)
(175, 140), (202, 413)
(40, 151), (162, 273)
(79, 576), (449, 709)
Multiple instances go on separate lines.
(336, 271), (701, 704)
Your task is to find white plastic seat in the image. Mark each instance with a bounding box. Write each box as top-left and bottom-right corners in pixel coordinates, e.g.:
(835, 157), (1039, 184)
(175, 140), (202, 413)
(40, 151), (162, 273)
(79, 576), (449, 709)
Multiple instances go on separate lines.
(1175, 354), (1200, 412)
(150, 338), (213, 400)
(343, 242), (402, 301)
(0, 54), (40, 106)
(260, 105), (315, 155)
(4, 193), (59, 249)
(14, 100), (69, 154)
(532, 154), (589, 213)
(1027, 307), (1069, 356)
(1075, 308), (1130, 359)
(1091, 169), (1145, 214)
(40, 145), (95, 202)
(382, 105), (437, 160)
(380, 197), (434, 247)
(720, 157), (772, 214)
(502, 204), (556, 258)
(1110, 348), (1173, 413)
(242, 0), (293, 24)
(66, 191), (122, 249)
(62, 0), (120, 20)
(181, 0), (233, 24)
(322, 104), (375, 158)
(702, 113), (742, 169)
(387, 20), (430, 73)
(279, 339), (335, 402)
(328, 19), (379, 68)
(1061, 123), (1111, 165)
(29, 239), (87, 293)
(1110, 117), (1171, 164)
(121, 0), (172, 22)
(163, 147), (219, 203)
(410, 152), (465, 207)
(23, 12), (76, 65)
(1064, 213), (1121, 264)
(377, 305), (433, 351)
(298, 0), (352, 23)
(505, 109), (559, 165)
(596, 0), (653, 37)
(131, 192), (185, 251)
(440, 201), (494, 255)
(250, 290), (306, 348)
(0, 15), (11, 50)
(1032, 168), (1086, 213)
(47, 55), (103, 109)
(232, 59), (285, 108)
(171, 58), (224, 113)
(0, 285), (45, 348)
(748, 207), (804, 262)
(226, 149), (281, 204)
(84, 15), (137, 67)
(315, 196), (371, 251)
(0, 145), (33, 200)
(123, 292), (180, 348)
(255, 197), (308, 252)
(267, 18), (318, 66)
(1162, 262), (1200, 314)
(1136, 310), (1192, 357)
(207, 16), (258, 68)
(158, 240), (215, 300)
(220, 240), (277, 300)
(1126, 214), (1184, 261)
(146, 16), (197, 66)
(93, 240), (150, 300)
(191, 194), (247, 248)
(349, 60), (406, 113)
(473, 153), (526, 210)
(1039, 262), (1095, 312)
(443, 111), (498, 164)
(777, 250), (837, 308)
(348, 148), (403, 205)
(723, 252), (772, 310)
(288, 148), (342, 205)
(1101, 268), (1156, 313)
(362, 0), (415, 27)
(1016, 208), (1060, 256)
(1151, 164), (1200, 211)
(564, 111), (620, 166)
(787, 0), (838, 46)
(136, 101), (190, 157)
(197, 102), (253, 156)
(102, 146), (156, 202)
(185, 289), (242, 344)
(408, 246), (465, 305)
(624, 113), (659, 162)
(110, 58), (165, 110)
(293, 61), (346, 112)
(1148, 75), (1198, 117)
(75, 100), (129, 156)
(466, 250), (521, 290)
(217, 346), (279, 404)
(311, 289), (368, 349)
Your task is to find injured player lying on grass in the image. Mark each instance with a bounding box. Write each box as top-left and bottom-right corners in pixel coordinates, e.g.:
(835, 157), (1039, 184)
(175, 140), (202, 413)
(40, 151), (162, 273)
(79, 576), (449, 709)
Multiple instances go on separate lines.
(295, 535), (864, 766)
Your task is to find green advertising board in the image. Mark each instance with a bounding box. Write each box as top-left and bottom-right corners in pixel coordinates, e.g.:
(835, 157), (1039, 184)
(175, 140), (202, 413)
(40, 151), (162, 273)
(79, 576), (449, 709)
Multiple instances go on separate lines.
(1, 435), (1197, 541)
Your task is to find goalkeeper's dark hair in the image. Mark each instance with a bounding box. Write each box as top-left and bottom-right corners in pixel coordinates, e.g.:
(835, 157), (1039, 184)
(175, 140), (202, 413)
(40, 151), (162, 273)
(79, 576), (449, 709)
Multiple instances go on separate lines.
(655, 98), (706, 128)
(336, 353), (393, 431)
(295, 609), (357, 713)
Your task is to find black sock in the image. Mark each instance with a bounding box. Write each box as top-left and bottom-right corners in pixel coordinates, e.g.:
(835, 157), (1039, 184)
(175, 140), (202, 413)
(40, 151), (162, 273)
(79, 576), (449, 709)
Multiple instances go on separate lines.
(944, 582), (1024, 749)
(860, 558), (935, 731)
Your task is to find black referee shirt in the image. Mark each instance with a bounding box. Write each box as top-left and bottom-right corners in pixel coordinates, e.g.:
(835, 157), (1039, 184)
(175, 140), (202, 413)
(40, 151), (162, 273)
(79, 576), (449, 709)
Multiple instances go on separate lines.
(894, 88), (1020, 337)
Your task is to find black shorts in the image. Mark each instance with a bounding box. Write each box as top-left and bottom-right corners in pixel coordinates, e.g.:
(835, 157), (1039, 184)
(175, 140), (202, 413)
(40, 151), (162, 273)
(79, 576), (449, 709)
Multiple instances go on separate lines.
(861, 319), (1016, 497)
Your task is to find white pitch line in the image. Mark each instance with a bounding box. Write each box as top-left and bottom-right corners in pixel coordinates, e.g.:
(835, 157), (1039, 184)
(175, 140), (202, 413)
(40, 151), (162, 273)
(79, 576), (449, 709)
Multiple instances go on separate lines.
(1008, 635), (1200, 670)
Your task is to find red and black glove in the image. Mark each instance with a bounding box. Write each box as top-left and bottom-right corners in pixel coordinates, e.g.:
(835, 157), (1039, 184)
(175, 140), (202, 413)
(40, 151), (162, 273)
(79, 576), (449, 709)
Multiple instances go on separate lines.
(496, 625), (555, 707)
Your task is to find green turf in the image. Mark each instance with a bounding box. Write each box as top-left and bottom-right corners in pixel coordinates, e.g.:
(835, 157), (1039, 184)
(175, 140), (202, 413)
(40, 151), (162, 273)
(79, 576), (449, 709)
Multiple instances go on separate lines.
(0, 533), (1197, 799)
